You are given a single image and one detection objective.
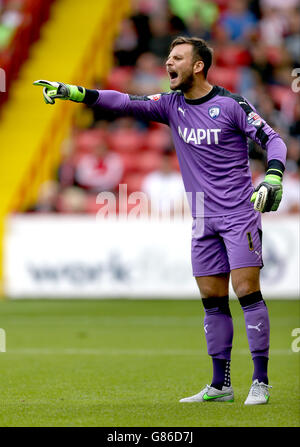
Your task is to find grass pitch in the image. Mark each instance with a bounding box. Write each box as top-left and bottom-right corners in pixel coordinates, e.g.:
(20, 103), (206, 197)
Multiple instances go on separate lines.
(0, 299), (299, 427)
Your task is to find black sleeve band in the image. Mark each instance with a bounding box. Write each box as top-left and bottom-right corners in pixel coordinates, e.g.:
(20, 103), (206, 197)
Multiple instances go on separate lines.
(129, 95), (150, 101)
(256, 125), (269, 147)
(82, 88), (100, 106)
(267, 159), (285, 177)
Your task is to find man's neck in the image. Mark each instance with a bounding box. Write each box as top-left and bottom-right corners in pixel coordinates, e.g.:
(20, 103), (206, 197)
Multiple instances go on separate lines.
(183, 80), (213, 100)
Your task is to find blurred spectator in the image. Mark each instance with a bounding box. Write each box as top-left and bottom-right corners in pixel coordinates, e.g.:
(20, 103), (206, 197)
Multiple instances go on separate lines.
(142, 148), (186, 216)
(255, 92), (282, 130)
(169, 0), (219, 36)
(0, 0), (23, 50)
(147, 9), (186, 61)
(130, 3), (152, 56)
(247, 0), (261, 20)
(127, 52), (165, 95)
(74, 140), (124, 193)
(220, 0), (257, 42)
(258, 5), (288, 46)
(285, 137), (300, 172)
(260, 0), (299, 10)
(148, 14), (174, 61)
(56, 186), (87, 214)
(284, 8), (300, 66)
(114, 18), (139, 66)
(30, 180), (59, 213)
(249, 42), (275, 85)
(289, 102), (300, 140)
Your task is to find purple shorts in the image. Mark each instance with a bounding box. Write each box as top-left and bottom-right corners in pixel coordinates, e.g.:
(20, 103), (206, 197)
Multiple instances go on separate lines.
(191, 210), (263, 277)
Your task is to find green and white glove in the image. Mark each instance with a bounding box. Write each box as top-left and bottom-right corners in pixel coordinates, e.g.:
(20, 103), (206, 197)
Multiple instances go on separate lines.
(33, 80), (86, 104)
(251, 171), (283, 213)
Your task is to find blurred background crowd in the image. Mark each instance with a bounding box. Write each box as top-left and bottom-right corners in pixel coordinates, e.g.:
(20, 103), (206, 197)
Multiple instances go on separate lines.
(2, 0), (299, 215)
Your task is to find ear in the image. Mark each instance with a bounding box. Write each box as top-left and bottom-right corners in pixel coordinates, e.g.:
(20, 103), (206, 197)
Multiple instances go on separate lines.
(194, 60), (204, 75)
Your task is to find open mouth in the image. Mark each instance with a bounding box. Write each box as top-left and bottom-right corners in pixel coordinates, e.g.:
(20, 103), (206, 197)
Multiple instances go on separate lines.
(169, 71), (178, 80)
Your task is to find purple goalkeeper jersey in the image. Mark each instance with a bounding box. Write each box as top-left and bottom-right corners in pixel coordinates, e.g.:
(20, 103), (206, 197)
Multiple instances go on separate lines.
(92, 86), (287, 217)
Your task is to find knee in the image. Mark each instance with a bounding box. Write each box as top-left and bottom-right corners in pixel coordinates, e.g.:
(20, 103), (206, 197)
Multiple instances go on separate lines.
(196, 274), (229, 298)
(232, 279), (260, 298)
(231, 267), (261, 298)
(200, 285), (227, 299)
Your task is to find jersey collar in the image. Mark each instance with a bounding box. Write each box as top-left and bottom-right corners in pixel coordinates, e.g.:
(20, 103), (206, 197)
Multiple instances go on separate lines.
(183, 85), (220, 105)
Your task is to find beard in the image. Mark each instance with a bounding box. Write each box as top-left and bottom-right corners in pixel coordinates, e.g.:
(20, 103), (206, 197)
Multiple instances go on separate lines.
(170, 69), (195, 93)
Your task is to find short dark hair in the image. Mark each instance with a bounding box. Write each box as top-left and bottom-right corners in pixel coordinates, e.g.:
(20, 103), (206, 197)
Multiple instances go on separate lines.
(170, 36), (213, 78)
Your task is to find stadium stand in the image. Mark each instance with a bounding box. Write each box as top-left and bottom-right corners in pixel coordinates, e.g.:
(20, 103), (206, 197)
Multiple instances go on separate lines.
(27, 0), (298, 217)
(1, 0), (299, 222)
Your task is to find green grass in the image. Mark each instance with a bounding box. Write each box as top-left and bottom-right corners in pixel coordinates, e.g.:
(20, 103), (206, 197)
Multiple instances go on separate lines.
(0, 299), (299, 427)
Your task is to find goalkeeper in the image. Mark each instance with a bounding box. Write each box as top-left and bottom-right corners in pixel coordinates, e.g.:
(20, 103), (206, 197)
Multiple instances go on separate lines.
(34, 36), (286, 406)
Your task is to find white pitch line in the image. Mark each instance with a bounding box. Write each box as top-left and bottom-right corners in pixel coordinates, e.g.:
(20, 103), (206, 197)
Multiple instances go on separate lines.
(4, 348), (294, 356)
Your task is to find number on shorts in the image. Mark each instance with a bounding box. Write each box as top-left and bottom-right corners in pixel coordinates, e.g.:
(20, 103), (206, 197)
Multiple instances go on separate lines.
(247, 232), (254, 251)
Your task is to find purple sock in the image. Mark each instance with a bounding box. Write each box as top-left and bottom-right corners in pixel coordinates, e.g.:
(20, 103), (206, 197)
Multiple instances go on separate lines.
(253, 356), (269, 384)
(239, 291), (270, 384)
(211, 358), (231, 389)
(202, 296), (233, 389)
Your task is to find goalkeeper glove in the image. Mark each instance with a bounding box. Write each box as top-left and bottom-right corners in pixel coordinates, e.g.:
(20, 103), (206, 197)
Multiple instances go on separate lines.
(33, 80), (85, 104)
(251, 172), (283, 213)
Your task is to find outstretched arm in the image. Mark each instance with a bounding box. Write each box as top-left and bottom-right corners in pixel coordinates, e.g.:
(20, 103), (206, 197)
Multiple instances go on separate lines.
(33, 80), (170, 125)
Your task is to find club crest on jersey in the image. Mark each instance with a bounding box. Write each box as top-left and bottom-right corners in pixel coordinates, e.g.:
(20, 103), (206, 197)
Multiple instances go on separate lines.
(247, 111), (263, 127)
(147, 94), (161, 101)
(208, 106), (220, 119)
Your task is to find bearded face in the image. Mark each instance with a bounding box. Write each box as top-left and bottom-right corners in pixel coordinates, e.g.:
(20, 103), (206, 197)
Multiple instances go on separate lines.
(166, 44), (202, 93)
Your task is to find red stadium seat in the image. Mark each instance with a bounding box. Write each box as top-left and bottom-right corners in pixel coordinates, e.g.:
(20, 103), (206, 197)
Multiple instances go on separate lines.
(107, 129), (145, 153)
(268, 85), (294, 110)
(215, 45), (251, 67)
(118, 152), (140, 173)
(135, 151), (162, 173)
(105, 67), (134, 92)
(74, 129), (108, 153)
(85, 193), (99, 214)
(208, 67), (241, 92)
(121, 172), (146, 194)
(144, 128), (172, 152)
(266, 46), (285, 66)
